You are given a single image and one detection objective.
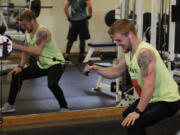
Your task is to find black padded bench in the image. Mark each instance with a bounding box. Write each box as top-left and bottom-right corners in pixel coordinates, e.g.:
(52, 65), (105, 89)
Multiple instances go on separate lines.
(88, 42), (116, 47)
(84, 42), (116, 63)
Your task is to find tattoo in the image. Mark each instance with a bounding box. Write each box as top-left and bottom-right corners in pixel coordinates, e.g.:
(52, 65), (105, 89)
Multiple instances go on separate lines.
(36, 30), (48, 45)
(138, 50), (153, 77)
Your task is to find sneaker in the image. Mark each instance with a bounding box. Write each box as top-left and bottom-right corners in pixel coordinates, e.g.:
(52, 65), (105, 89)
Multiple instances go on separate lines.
(0, 102), (16, 113)
(60, 108), (69, 112)
(64, 53), (70, 61)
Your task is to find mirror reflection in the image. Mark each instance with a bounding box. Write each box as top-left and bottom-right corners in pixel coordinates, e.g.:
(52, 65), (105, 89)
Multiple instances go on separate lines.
(0, 0), (121, 117)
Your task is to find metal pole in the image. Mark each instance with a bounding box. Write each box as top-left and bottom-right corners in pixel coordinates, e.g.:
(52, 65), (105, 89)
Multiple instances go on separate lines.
(158, 0), (163, 56)
(163, 0), (168, 48)
(125, 0), (129, 19)
(168, 0), (176, 71)
(0, 11), (8, 30)
(137, 0), (143, 39)
(150, 0), (158, 48)
(132, 0), (136, 20)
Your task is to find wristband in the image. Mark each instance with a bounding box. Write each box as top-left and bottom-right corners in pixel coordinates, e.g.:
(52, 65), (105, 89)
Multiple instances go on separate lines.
(17, 65), (24, 69)
(134, 108), (142, 116)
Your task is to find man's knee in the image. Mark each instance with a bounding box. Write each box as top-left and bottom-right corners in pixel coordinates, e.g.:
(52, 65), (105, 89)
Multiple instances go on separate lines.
(127, 121), (146, 135)
(12, 73), (21, 82)
(48, 81), (58, 90)
(128, 126), (146, 135)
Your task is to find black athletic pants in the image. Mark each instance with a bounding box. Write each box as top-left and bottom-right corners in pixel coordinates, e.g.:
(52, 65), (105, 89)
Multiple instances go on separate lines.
(66, 40), (85, 55)
(66, 20), (90, 55)
(8, 63), (68, 108)
(123, 99), (180, 135)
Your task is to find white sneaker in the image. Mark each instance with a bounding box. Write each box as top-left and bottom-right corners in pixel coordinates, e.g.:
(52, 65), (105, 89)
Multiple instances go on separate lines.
(60, 108), (69, 112)
(0, 102), (16, 113)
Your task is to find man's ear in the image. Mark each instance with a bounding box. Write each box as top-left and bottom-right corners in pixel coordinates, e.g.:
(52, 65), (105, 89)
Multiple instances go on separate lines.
(128, 33), (132, 39)
(31, 20), (34, 24)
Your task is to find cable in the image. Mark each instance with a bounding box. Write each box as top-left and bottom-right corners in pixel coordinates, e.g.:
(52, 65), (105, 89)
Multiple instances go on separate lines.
(39, 55), (68, 63)
(39, 54), (91, 76)
(0, 36), (88, 76)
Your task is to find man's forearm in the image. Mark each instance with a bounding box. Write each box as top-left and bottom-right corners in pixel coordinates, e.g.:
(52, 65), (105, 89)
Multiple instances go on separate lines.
(64, 1), (70, 19)
(86, 0), (92, 16)
(13, 43), (42, 56)
(64, 8), (69, 19)
(94, 65), (123, 79)
(136, 85), (154, 112)
(88, 7), (92, 16)
(19, 52), (29, 67)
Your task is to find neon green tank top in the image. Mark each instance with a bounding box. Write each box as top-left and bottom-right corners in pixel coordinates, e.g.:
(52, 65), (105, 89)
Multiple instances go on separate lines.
(25, 25), (65, 69)
(125, 41), (180, 103)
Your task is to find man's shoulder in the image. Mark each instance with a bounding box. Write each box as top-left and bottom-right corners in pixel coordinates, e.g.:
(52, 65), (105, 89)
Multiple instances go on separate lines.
(37, 25), (49, 33)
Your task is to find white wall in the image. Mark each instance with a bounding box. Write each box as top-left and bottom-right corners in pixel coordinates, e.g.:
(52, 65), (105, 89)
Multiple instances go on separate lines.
(6, 0), (164, 53)
(37, 0), (120, 53)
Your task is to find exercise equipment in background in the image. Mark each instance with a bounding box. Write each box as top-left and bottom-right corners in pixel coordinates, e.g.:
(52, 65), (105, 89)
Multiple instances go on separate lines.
(0, 35), (12, 58)
(0, 0), (52, 18)
(0, 0), (53, 34)
(105, 10), (116, 27)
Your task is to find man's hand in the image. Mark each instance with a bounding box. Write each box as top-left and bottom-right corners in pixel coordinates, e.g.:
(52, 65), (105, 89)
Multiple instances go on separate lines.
(68, 17), (71, 22)
(86, 15), (91, 20)
(121, 112), (140, 127)
(12, 42), (18, 49)
(84, 64), (96, 73)
(8, 67), (22, 75)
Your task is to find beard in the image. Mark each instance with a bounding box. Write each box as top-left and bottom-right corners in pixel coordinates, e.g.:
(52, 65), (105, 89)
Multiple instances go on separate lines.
(27, 28), (33, 33)
(123, 44), (132, 53)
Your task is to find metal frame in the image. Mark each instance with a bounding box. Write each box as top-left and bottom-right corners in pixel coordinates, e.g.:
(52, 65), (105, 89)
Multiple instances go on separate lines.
(137, 0), (144, 39)
(0, 10), (8, 30)
(150, 0), (158, 48)
(168, 0), (176, 71)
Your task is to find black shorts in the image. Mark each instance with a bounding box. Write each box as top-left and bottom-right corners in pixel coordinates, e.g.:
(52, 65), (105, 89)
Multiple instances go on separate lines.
(67, 20), (90, 41)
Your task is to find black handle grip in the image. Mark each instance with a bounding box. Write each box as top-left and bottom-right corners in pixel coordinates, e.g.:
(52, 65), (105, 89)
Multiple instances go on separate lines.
(84, 61), (93, 76)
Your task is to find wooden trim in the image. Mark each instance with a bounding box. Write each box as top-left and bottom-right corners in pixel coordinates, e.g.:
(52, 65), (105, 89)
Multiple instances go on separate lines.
(1, 107), (126, 127)
(0, 51), (101, 60)
(69, 51), (100, 56)
(0, 54), (21, 60)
